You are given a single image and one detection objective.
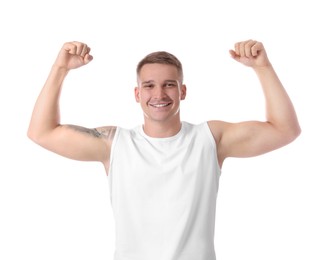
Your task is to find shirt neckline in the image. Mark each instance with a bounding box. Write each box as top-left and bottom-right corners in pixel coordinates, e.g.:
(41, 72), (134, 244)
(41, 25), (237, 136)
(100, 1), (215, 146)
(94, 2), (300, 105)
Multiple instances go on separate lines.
(138, 121), (186, 142)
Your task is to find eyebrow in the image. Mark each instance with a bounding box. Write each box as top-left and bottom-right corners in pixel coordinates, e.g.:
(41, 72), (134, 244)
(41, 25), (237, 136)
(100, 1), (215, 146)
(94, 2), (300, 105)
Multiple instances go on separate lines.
(141, 80), (155, 85)
(141, 79), (178, 85)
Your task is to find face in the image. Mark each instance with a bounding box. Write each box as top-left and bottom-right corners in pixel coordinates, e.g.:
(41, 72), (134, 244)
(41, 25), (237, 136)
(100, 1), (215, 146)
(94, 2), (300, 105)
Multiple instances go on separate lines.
(135, 63), (186, 124)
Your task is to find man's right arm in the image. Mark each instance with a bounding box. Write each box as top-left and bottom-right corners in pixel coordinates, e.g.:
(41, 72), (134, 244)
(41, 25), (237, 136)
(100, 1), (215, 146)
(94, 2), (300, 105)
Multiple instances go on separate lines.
(27, 42), (115, 171)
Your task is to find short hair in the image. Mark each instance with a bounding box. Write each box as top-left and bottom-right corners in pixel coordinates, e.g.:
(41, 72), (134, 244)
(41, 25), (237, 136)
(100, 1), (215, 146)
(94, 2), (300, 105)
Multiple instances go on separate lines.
(136, 51), (183, 82)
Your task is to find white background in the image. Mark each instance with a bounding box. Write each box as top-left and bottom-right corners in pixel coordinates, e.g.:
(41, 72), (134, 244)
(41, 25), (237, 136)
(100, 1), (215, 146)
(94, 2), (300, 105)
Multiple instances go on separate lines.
(1, 0), (327, 259)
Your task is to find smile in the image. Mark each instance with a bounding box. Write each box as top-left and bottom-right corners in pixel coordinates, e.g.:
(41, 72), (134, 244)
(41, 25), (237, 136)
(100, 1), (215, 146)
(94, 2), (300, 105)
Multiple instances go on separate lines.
(149, 103), (171, 108)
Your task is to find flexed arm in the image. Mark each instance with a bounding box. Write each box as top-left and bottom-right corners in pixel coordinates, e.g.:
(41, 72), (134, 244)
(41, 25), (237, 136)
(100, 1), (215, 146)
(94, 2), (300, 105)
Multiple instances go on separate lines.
(230, 40), (301, 137)
(27, 42), (115, 171)
(208, 40), (301, 167)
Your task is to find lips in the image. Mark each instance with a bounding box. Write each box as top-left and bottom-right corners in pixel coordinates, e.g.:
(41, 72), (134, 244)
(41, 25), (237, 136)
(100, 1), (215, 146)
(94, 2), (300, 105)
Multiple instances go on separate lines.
(149, 102), (172, 108)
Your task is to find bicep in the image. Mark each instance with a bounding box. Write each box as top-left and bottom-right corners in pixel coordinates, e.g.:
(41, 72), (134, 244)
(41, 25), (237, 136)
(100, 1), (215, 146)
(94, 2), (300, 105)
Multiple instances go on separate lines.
(37, 124), (115, 163)
(209, 120), (291, 161)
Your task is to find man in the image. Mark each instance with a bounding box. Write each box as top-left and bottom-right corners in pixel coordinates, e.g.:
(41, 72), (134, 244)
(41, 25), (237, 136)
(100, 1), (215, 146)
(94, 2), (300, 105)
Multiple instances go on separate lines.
(27, 40), (301, 260)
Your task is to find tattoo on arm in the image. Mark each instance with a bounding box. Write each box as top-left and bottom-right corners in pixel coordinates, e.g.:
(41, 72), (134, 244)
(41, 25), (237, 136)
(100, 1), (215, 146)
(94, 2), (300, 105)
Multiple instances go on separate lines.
(66, 125), (116, 140)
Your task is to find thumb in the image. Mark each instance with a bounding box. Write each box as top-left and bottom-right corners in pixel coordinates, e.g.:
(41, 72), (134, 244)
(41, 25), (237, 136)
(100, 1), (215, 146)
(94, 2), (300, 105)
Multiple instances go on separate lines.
(84, 54), (93, 64)
(229, 49), (240, 62)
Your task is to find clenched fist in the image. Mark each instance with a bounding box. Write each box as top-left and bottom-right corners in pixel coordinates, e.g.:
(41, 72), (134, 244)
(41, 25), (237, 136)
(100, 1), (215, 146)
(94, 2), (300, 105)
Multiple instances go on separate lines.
(230, 40), (271, 68)
(54, 41), (93, 70)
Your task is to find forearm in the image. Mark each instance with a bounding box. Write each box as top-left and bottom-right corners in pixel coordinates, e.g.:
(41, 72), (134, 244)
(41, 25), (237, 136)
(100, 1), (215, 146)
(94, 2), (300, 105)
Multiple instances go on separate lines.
(254, 65), (301, 137)
(27, 65), (69, 142)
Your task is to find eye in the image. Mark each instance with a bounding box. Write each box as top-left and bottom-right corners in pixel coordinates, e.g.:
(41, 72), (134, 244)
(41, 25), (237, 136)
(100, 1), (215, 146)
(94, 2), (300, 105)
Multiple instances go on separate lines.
(143, 84), (154, 88)
(165, 82), (177, 87)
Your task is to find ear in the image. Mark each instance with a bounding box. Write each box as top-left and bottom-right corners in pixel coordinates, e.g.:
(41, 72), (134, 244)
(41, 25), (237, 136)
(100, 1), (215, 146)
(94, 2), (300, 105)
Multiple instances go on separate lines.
(180, 84), (187, 100)
(134, 86), (140, 102)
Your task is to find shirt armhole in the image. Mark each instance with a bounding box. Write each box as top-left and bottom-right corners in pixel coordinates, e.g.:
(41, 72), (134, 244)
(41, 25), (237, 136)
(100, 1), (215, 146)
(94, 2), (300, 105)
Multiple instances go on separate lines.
(204, 121), (222, 176)
(108, 127), (121, 174)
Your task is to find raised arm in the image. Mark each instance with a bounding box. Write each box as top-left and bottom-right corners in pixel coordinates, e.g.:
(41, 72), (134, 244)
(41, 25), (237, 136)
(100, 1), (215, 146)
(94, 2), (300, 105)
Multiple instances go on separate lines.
(208, 40), (301, 167)
(27, 41), (115, 172)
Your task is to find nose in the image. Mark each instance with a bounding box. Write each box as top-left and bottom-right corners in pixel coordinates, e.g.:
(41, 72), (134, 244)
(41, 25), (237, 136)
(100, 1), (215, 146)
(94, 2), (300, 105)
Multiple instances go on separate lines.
(153, 86), (166, 99)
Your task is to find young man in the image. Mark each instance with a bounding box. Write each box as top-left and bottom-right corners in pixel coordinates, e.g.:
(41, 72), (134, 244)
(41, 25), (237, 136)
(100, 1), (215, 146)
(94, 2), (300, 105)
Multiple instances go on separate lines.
(27, 40), (301, 260)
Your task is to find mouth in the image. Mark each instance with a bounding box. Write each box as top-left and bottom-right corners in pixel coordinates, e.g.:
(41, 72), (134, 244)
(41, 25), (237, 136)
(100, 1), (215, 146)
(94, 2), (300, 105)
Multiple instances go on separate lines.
(149, 102), (172, 108)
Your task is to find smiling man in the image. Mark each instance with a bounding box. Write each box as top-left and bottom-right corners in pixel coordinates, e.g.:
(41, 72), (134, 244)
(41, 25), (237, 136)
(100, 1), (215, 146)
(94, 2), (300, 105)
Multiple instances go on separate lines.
(27, 40), (301, 260)
(135, 54), (186, 137)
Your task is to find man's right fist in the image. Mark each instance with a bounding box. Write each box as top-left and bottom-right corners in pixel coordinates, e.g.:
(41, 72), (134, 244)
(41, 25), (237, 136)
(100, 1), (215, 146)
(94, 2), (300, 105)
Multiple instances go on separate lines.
(54, 41), (93, 70)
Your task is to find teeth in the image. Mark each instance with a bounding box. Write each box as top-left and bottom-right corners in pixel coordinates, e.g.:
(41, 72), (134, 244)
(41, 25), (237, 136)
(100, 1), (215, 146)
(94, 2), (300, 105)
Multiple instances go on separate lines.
(151, 103), (169, 107)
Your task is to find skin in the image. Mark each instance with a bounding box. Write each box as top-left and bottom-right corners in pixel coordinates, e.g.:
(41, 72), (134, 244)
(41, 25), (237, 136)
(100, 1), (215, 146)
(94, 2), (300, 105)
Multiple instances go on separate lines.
(135, 63), (186, 138)
(27, 40), (301, 173)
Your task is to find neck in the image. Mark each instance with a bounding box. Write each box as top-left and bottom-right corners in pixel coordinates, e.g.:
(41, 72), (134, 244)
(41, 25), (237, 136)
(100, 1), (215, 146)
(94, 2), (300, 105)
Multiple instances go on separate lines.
(142, 117), (182, 138)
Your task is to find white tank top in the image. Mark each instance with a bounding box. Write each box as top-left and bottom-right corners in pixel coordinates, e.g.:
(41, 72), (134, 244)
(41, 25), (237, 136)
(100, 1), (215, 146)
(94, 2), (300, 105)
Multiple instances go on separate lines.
(108, 121), (221, 260)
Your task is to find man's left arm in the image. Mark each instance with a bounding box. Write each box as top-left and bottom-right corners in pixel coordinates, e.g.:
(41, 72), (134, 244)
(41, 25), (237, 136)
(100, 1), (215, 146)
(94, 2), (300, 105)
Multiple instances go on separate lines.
(208, 40), (301, 167)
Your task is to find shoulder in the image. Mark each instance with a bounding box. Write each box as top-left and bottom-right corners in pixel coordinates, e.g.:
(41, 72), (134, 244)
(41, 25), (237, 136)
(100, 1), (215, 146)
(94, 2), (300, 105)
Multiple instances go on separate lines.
(95, 126), (118, 141)
(183, 121), (213, 131)
(101, 125), (143, 145)
(183, 121), (224, 145)
(206, 120), (229, 142)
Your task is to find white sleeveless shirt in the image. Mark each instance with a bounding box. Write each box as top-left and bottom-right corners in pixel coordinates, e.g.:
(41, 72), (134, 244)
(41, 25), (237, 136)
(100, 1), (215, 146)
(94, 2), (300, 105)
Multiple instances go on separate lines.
(108, 121), (221, 260)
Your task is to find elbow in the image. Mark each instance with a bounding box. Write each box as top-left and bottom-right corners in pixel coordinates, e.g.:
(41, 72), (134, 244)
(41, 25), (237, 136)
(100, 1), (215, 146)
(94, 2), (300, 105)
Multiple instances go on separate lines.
(292, 120), (302, 139)
(27, 126), (47, 145)
(272, 121), (301, 147)
(27, 124), (60, 146)
(285, 124), (302, 144)
(27, 127), (40, 144)
(295, 125), (302, 139)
